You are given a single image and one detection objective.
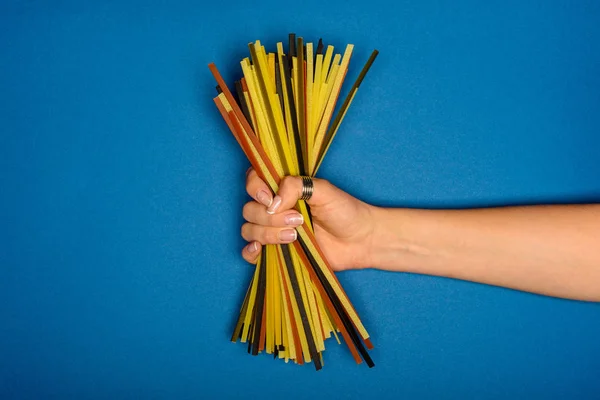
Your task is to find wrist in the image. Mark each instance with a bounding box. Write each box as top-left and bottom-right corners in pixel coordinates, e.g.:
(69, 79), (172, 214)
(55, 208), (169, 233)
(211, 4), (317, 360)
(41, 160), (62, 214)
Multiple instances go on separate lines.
(365, 207), (434, 272)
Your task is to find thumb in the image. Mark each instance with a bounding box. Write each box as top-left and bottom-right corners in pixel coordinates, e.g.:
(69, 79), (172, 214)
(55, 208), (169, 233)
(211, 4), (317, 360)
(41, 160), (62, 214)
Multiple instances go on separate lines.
(266, 176), (338, 214)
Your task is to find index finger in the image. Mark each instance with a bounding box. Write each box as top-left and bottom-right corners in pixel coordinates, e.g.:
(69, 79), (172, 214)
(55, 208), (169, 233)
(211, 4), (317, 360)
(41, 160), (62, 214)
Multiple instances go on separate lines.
(246, 167), (273, 208)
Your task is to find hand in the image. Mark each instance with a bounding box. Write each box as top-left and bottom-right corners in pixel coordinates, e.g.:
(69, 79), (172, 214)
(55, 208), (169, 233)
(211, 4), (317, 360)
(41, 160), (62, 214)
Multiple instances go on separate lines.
(239, 169), (600, 300)
(240, 168), (377, 271)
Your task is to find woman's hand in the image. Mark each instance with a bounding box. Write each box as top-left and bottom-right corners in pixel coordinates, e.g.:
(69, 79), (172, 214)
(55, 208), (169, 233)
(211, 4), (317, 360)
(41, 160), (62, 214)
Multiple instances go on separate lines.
(240, 168), (376, 271)
(238, 169), (600, 301)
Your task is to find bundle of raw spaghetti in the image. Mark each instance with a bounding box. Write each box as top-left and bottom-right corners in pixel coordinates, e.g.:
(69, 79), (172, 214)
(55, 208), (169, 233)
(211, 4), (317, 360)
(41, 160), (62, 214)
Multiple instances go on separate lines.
(209, 34), (378, 369)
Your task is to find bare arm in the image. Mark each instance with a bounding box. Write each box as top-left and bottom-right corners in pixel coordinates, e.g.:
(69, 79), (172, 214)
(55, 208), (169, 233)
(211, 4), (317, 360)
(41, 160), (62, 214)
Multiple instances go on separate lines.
(370, 205), (600, 301)
(240, 170), (600, 302)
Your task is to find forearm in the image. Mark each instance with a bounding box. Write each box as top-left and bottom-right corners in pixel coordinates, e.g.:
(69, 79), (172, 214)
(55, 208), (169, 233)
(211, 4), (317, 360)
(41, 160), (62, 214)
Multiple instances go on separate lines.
(368, 204), (600, 301)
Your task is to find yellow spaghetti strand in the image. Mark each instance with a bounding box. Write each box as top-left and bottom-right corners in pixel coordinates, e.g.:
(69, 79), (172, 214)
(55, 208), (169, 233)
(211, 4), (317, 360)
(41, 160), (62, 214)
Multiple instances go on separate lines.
(306, 43), (314, 169)
(312, 45), (353, 173)
(321, 45), (334, 84)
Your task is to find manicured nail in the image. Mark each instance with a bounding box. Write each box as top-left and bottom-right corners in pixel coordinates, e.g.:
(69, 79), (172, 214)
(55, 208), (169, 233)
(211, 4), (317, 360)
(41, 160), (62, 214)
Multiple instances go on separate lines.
(266, 196), (282, 214)
(246, 241), (258, 253)
(284, 213), (304, 226)
(279, 229), (297, 242)
(256, 190), (272, 207)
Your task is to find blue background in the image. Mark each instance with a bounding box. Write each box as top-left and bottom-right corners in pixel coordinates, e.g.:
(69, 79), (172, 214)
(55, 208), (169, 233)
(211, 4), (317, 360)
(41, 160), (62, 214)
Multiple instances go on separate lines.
(1, 0), (600, 398)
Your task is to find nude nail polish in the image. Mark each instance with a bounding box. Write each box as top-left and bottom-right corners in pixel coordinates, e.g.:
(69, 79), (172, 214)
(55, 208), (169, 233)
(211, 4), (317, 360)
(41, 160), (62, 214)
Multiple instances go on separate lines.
(266, 195), (282, 214)
(284, 213), (304, 226)
(256, 190), (272, 207)
(247, 241), (258, 253)
(279, 229), (297, 242)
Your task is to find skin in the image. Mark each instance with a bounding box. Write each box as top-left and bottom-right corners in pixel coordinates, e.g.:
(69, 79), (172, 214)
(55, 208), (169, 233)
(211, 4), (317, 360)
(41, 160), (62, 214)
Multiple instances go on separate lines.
(241, 169), (600, 302)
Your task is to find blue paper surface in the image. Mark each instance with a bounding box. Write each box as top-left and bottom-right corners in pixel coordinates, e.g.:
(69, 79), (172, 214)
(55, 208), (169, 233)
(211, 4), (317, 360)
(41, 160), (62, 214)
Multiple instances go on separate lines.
(1, 0), (599, 398)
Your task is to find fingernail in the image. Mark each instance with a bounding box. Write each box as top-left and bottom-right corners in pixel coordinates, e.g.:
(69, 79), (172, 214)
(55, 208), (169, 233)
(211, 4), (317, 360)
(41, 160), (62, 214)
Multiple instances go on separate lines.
(246, 241), (258, 253)
(284, 213), (304, 226)
(266, 196), (282, 214)
(256, 190), (272, 207)
(279, 229), (297, 242)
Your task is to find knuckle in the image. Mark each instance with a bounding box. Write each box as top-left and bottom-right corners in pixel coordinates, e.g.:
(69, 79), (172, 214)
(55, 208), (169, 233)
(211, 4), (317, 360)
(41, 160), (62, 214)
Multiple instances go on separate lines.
(279, 176), (300, 197)
(242, 202), (253, 221)
(280, 176), (296, 190)
(240, 223), (251, 241)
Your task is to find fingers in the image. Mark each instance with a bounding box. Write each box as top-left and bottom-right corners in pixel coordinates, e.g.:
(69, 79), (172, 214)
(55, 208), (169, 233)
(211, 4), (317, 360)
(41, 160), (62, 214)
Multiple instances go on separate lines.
(241, 169), (339, 266)
(266, 175), (335, 214)
(242, 169), (303, 265)
(241, 241), (261, 264)
(242, 201), (304, 227)
(241, 222), (298, 245)
(246, 168), (337, 215)
(246, 168), (273, 208)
